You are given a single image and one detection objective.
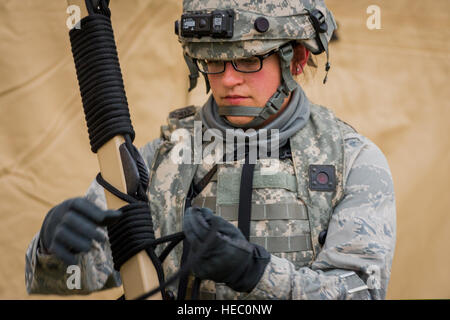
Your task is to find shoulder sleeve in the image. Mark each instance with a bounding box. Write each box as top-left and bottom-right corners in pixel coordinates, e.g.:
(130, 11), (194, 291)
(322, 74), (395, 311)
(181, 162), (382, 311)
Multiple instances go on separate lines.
(312, 132), (396, 299)
(139, 137), (164, 170)
(245, 132), (396, 300)
(160, 106), (201, 141)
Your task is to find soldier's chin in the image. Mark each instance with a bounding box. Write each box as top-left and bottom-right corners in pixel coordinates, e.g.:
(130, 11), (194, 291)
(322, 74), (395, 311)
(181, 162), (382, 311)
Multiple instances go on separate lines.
(225, 116), (255, 127)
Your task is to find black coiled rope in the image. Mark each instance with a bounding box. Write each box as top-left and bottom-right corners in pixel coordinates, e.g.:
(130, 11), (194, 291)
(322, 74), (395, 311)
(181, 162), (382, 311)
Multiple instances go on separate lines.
(68, 0), (151, 270)
(108, 202), (155, 268)
(69, 11), (134, 153)
(68, 0), (173, 299)
(68, 1), (220, 300)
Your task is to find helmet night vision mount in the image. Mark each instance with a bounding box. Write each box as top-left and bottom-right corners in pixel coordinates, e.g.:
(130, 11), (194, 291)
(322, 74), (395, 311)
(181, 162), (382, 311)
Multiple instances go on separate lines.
(175, 9), (234, 39)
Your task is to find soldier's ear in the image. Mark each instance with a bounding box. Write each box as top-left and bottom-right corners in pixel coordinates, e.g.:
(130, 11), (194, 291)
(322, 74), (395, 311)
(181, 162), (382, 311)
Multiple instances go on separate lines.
(290, 44), (310, 75)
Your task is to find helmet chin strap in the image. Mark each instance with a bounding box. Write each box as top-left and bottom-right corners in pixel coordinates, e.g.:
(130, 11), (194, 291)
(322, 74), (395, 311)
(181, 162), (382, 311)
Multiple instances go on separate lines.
(218, 42), (298, 129)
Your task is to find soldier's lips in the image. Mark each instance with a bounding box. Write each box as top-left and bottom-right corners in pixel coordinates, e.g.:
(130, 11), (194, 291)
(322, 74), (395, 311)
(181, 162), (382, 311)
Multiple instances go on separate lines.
(223, 96), (249, 105)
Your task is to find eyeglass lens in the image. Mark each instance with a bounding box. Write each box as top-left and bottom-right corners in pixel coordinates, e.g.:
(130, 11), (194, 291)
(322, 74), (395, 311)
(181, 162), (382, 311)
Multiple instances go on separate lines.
(198, 56), (262, 74)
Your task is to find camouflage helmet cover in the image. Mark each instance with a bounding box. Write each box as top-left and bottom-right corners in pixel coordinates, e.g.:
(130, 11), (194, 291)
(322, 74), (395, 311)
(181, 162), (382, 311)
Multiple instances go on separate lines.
(179, 0), (337, 60)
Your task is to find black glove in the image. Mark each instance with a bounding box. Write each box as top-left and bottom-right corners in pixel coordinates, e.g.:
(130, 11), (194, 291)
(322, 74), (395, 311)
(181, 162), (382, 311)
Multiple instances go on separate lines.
(183, 206), (270, 293)
(39, 197), (121, 265)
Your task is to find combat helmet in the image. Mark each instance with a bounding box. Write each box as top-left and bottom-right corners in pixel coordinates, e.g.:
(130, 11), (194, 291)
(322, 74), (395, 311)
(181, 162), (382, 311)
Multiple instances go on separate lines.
(175, 0), (337, 128)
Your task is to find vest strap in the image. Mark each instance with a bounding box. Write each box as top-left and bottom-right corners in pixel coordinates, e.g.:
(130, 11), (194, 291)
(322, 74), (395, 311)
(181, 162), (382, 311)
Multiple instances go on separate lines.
(238, 163), (255, 241)
(217, 170), (298, 205)
(217, 202), (308, 221)
(251, 235), (312, 253)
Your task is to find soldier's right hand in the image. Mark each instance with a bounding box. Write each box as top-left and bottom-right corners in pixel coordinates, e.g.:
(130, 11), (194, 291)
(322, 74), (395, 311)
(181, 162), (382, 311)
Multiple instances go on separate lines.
(39, 197), (121, 265)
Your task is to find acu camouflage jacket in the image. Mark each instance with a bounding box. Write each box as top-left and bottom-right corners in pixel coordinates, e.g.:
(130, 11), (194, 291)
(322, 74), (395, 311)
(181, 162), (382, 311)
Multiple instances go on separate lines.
(25, 103), (396, 300)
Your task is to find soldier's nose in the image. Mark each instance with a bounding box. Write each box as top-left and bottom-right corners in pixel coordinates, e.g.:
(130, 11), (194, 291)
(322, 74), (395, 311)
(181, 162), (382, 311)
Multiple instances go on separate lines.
(221, 62), (244, 87)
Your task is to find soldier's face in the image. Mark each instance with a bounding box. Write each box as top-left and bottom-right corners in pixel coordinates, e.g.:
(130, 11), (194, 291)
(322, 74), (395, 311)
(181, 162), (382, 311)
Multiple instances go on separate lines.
(208, 53), (291, 127)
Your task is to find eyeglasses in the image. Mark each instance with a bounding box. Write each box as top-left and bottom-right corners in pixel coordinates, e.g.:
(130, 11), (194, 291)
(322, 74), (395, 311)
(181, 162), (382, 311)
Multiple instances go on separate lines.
(195, 50), (278, 75)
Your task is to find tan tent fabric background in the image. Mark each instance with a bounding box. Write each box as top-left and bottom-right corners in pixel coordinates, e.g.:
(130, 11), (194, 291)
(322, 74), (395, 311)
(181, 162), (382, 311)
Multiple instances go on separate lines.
(0, 0), (448, 299)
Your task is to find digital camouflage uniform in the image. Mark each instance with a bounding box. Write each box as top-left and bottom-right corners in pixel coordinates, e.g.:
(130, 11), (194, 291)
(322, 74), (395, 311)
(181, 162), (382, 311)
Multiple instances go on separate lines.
(25, 0), (396, 299)
(26, 102), (396, 299)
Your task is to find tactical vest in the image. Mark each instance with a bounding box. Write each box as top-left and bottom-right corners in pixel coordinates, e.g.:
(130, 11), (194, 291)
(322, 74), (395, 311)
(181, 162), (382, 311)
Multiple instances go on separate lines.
(147, 103), (354, 299)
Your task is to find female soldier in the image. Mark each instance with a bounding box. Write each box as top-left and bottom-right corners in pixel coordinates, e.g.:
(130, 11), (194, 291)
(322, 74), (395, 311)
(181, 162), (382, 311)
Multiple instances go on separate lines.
(26, 0), (396, 300)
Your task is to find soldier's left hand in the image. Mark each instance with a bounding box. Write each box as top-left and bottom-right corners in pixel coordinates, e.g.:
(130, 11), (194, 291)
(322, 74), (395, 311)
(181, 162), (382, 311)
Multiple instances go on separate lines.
(183, 206), (270, 292)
